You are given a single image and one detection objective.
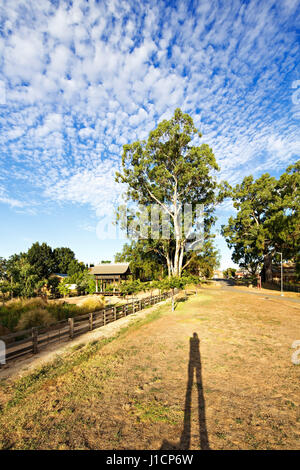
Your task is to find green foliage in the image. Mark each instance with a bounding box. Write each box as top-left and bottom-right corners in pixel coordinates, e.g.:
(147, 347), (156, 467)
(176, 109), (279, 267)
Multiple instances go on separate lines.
(223, 268), (237, 278)
(116, 108), (223, 277)
(184, 239), (220, 278)
(0, 280), (10, 303)
(53, 247), (76, 273)
(0, 257), (7, 280)
(67, 259), (85, 277)
(6, 255), (44, 298)
(119, 279), (143, 297)
(115, 241), (165, 280)
(3, 243), (87, 299)
(46, 276), (60, 298)
(57, 279), (71, 298)
(221, 161), (300, 280)
(27, 242), (55, 279)
(77, 271), (96, 295)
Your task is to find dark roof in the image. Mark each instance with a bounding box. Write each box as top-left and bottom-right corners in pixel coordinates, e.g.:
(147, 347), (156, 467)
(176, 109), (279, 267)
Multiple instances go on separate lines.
(51, 273), (68, 278)
(89, 263), (130, 275)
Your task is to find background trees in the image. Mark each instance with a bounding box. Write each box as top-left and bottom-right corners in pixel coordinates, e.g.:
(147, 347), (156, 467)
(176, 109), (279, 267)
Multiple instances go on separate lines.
(116, 108), (222, 277)
(53, 247), (76, 273)
(221, 161), (299, 280)
(223, 268), (237, 279)
(27, 242), (55, 279)
(115, 240), (166, 280)
(0, 243), (88, 299)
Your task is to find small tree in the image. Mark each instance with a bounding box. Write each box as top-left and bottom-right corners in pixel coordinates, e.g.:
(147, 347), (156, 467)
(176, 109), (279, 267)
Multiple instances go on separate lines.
(58, 279), (70, 298)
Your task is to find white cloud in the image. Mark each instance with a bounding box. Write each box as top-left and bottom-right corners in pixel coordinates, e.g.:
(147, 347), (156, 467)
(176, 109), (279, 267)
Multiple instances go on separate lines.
(0, 0), (298, 223)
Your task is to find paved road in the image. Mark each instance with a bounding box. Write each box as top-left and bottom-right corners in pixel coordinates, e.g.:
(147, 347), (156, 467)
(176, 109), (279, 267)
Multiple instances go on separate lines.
(212, 279), (300, 305)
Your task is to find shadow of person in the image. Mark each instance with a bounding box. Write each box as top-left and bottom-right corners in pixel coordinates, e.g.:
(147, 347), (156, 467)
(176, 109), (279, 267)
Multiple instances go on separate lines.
(160, 332), (210, 450)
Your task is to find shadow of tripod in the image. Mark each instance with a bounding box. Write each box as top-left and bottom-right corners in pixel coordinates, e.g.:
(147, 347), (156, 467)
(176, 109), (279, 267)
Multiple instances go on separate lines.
(161, 332), (210, 450)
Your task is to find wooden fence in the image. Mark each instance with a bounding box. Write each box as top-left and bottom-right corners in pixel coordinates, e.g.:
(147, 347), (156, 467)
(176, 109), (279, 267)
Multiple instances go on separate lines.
(0, 291), (174, 364)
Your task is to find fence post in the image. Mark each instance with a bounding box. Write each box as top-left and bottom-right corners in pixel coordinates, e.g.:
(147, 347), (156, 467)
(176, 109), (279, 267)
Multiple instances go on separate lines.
(139, 300), (142, 311)
(32, 327), (38, 354)
(132, 299), (134, 314)
(89, 312), (93, 331)
(68, 318), (74, 339)
(114, 306), (117, 321)
(103, 310), (106, 326)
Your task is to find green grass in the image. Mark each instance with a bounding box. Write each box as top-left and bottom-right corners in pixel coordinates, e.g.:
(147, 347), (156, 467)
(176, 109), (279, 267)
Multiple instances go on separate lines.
(133, 400), (182, 425)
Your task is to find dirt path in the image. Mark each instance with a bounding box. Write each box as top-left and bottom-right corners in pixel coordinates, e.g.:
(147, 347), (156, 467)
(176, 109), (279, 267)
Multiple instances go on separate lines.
(0, 287), (299, 450)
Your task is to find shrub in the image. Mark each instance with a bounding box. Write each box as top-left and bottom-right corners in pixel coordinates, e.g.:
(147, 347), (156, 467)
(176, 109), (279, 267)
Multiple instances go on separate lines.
(5, 297), (47, 311)
(0, 298), (48, 331)
(16, 308), (55, 330)
(46, 302), (80, 321)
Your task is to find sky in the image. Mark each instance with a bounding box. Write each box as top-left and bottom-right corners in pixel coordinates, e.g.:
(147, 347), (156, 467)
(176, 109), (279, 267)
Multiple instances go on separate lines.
(0, 0), (299, 270)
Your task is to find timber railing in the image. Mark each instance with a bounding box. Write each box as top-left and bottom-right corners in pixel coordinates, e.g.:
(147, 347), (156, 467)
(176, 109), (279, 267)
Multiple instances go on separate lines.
(0, 291), (174, 364)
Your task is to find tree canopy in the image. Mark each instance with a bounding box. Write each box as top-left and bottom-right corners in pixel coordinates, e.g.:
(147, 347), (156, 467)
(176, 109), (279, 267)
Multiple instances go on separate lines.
(116, 108), (222, 277)
(1, 242), (87, 299)
(221, 161), (299, 280)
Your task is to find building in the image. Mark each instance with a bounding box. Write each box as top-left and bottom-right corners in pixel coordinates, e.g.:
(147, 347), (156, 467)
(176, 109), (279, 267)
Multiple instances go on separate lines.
(89, 263), (131, 293)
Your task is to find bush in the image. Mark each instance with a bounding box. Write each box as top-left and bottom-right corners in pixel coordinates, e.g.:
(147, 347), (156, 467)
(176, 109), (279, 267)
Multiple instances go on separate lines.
(0, 298), (48, 331)
(45, 302), (80, 321)
(16, 308), (55, 330)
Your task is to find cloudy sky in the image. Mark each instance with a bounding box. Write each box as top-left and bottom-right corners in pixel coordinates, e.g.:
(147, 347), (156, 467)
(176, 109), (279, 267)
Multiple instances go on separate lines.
(0, 0), (299, 268)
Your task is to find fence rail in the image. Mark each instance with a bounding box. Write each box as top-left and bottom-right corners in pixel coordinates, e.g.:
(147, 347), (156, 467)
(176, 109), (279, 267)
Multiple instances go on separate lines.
(0, 291), (174, 364)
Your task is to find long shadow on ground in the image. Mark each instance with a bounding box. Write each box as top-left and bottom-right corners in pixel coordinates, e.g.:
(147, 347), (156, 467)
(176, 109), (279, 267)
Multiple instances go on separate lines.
(160, 332), (210, 450)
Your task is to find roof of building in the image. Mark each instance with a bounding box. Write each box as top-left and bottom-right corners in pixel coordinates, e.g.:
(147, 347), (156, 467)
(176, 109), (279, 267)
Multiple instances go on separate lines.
(51, 273), (68, 278)
(89, 263), (130, 275)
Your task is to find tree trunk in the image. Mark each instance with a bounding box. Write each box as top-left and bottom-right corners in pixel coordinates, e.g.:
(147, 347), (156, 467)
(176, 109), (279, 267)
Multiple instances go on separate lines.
(263, 253), (273, 282)
(174, 238), (180, 276)
(172, 181), (181, 277)
(166, 253), (171, 278)
(178, 243), (185, 277)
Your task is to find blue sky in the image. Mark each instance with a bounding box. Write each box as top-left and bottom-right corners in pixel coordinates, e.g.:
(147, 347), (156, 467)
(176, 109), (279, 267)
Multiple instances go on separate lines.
(0, 0), (299, 269)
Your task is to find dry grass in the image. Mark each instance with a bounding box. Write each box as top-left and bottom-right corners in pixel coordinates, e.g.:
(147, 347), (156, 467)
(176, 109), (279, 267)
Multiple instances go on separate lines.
(77, 296), (106, 311)
(16, 308), (56, 330)
(0, 287), (299, 450)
